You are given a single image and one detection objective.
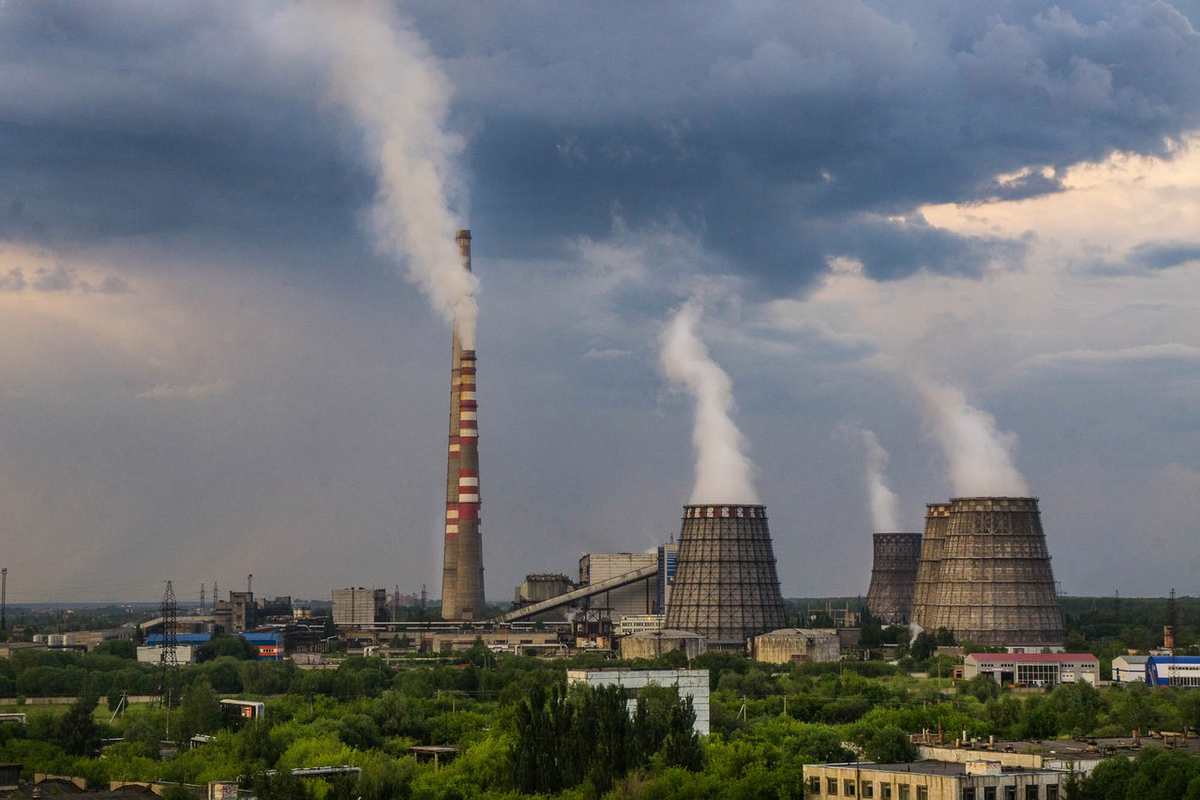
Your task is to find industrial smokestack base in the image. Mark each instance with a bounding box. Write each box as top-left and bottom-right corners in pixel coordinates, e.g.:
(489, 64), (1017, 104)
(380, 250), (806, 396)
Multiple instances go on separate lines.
(663, 504), (786, 649)
(865, 532), (922, 624)
(912, 497), (1063, 647)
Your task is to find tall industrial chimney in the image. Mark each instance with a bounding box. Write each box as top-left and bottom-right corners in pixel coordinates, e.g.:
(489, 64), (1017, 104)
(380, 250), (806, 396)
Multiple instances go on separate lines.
(440, 230), (485, 621)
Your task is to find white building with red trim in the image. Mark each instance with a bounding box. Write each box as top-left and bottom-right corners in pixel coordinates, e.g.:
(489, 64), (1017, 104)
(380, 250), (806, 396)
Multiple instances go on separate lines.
(964, 653), (1099, 688)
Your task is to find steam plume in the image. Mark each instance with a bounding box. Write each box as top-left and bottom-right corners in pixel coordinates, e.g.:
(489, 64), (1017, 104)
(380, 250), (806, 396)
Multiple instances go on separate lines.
(277, 3), (477, 345)
(917, 380), (1029, 497)
(856, 427), (900, 532)
(660, 301), (759, 504)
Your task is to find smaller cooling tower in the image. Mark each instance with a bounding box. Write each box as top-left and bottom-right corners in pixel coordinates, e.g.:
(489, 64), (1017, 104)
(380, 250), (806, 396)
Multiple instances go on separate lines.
(909, 503), (950, 628)
(865, 532), (922, 624)
(919, 497), (1063, 647)
(663, 504), (786, 648)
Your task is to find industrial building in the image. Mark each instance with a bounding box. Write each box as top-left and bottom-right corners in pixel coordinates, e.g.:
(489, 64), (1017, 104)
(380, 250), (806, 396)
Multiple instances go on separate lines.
(663, 504), (785, 649)
(513, 574), (573, 607)
(804, 759), (1067, 800)
(619, 629), (706, 661)
(1111, 655), (1150, 684)
(440, 229), (486, 621)
(566, 668), (710, 735)
(1146, 655), (1200, 687)
(963, 653), (1098, 687)
(142, 632), (284, 661)
(750, 628), (840, 665)
(911, 497), (1063, 648)
(866, 532), (922, 624)
(579, 553), (659, 618)
(332, 588), (388, 627)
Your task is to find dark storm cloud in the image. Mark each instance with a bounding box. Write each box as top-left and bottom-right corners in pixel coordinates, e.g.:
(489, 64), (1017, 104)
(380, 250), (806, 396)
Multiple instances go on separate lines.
(3, 0), (1200, 289)
(1089, 239), (1200, 274)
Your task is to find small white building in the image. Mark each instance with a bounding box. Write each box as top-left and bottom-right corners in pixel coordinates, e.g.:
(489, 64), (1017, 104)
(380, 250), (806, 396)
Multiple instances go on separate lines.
(1111, 655), (1150, 684)
(566, 668), (709, 735)
(136, 645), (197, 664)
(964, 653), (1098, 687)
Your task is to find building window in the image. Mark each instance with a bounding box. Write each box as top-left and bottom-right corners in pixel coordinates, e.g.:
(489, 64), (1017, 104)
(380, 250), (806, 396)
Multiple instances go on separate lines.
(862, 781), (874, 798)
(845, 779), (857, 796)
(1025, 788), (1040, 800)
(917, 788), (929, 800)
(882, 785), (893, 800)
(899, 787), (911, 800)
(1046, 788), (1058, 800)
(985, 789), (996, 800)
(829, 778), (839, 795)
(1004, 788), (1016, 800)
(962, 789), (976, 800)
(809, 777), (822, 794)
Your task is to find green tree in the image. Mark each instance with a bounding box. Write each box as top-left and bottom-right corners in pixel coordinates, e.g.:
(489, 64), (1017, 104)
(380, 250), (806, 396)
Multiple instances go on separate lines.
(958, 673), (1001, 702)
(56, 694), (101, 756)
(863, 725), (918, 763)
(177, 679), (222, 743)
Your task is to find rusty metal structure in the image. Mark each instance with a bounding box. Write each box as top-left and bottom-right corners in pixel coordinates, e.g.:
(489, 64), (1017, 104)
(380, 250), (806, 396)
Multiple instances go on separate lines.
(865, 532), (922, 624)
(439, 230), (485, 621)
(909, 503), (950, 627)
(663, 504), (786, 649)
(912, 497), (1063, 647)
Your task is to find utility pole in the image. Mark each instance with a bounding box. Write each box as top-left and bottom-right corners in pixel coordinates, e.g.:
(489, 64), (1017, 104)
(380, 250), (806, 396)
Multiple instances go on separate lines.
(1, 567), (7, 632)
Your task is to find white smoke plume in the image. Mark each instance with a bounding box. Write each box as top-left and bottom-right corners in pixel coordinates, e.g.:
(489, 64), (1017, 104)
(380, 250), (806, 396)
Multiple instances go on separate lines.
(916, 380), (1029, 497)
(851, 426), (900, 532)
(660, 301), (759, 504)
(272, 3), (478, 346)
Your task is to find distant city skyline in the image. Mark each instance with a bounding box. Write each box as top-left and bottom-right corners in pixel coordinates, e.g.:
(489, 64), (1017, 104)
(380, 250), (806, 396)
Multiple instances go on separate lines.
(2, 2), (1200, 603)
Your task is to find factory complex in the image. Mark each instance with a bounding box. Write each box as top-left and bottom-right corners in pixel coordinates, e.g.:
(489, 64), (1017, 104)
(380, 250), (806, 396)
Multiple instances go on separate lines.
(37, 229), (1191, 678)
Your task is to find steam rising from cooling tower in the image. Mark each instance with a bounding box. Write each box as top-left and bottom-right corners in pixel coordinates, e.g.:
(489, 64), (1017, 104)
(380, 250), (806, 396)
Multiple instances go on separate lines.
(843, 425), (900, 533)
(660, 301), (758, 504)
(278, 3), (479, 346)
(917, 380), (1028, 497)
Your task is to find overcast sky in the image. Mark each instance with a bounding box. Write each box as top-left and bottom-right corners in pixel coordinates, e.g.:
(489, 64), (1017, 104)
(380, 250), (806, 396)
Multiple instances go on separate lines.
(3, 1), (1200, 604)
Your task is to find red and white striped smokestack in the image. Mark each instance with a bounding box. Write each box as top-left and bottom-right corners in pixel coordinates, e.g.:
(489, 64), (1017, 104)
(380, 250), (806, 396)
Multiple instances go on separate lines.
(440, 230), (485, 620)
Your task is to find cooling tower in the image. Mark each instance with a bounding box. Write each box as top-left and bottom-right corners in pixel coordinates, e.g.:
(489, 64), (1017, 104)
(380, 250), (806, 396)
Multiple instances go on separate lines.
(663, 504), (786, 648)
(909, 503), (950, 627)
(917, 497), (1063, 647)
(439, 230), (485, 621)
(865, 532), (922, 624)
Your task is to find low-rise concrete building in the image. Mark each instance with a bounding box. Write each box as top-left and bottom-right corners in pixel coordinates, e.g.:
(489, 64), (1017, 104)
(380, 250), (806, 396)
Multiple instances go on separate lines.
(751, 628), (840, 664)
(964, 653), (1098, 688)
(804, 759), (1066, 800)
(1111, 655), (1149, 684)
(619, 629), (706, 661)
(566, 668), (710, 735)
(430, 630), (563, 655)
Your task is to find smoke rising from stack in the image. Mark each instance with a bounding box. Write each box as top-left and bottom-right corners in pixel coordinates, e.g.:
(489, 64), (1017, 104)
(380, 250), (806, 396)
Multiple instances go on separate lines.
(916, 380), (1029, 497)
(660, 301), (758, 505)
(277, 3), (478, 346)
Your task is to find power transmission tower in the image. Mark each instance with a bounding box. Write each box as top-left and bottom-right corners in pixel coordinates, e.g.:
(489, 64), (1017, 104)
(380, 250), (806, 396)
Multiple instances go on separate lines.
(159, 581), (181, 732)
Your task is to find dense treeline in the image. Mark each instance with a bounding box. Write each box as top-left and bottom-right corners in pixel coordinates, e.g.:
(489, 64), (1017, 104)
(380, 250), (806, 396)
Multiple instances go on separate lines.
(9, 634), (1200, 796)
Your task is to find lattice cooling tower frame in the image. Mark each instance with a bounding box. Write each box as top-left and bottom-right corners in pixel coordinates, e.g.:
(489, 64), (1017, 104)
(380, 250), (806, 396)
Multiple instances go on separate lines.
(663, 504), (786, 647)
(919, 497), (1063, 647)
(865, 532), (922, 624)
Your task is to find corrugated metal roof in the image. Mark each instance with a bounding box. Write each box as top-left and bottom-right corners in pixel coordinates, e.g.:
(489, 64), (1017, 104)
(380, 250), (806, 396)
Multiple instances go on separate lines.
(969, 653), (1097, 663)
